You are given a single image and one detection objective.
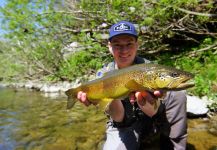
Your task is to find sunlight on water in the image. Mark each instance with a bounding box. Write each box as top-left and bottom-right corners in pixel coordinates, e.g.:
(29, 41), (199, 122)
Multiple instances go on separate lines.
(0, 88), (106, 150)
(0, 88), (216, 150)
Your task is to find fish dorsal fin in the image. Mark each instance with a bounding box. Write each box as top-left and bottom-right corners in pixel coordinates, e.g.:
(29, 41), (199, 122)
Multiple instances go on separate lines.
(125, 79), (150, 91)
(103, 70), (118, 77)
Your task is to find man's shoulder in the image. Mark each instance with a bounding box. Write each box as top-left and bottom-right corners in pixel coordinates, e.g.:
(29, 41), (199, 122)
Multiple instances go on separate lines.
(96, 61), (115, 78)
(134, 56), (151, 64)
(164, 90), (187, 103)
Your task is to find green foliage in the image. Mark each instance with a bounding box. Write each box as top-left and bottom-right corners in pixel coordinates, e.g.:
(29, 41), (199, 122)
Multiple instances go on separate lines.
(0, 41), (25, 81)
(0, 0), (68, 80)
(174, 39), (217, 100)
(57, 44), (108, 81)
(207, 101), (217, 112)
(0, 55), (25, 81)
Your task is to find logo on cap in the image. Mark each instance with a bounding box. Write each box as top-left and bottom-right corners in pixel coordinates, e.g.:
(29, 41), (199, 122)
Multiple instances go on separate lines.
(114, 23), (132, 32)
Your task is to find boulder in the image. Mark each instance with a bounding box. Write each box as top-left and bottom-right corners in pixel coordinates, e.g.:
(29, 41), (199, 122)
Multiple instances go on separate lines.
(187, 95), (209, 117)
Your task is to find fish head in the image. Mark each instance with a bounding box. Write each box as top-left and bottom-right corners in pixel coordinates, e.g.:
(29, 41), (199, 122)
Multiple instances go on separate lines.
(153, 68), (195, 90)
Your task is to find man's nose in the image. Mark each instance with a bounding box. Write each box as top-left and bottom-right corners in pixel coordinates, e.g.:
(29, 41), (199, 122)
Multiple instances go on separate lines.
(119, 45), (129, 51)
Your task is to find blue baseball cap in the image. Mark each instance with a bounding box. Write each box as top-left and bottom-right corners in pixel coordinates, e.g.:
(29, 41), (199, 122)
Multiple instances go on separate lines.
(109, 21), (138, 41)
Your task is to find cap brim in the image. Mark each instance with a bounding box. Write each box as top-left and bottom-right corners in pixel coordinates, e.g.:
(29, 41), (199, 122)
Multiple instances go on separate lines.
(109, 33), (138, 41)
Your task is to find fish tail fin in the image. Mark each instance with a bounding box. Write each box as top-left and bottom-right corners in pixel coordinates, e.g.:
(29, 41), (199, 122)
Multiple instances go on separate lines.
(67, 95), (77, 109)
(65, 88), (78, 109)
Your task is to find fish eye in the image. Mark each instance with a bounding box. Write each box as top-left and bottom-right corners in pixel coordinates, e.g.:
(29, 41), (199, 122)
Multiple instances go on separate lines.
(171, 72), (179, 77)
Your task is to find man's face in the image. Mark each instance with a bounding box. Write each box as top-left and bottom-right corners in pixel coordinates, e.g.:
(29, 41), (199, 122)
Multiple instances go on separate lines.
(108, 35), (138, 69)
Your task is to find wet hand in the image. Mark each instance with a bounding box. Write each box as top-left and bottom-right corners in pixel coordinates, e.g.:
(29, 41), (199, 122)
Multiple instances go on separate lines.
(129, 91), (164, 104)
(77, 91), (91, 106)
(129, 91), (165, 117)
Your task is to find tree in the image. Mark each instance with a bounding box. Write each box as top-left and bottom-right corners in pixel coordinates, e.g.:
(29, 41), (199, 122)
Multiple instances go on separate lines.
(0, 0), (69, 80)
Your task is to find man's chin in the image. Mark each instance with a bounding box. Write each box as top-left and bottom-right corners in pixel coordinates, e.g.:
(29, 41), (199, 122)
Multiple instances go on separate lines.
(119, 56), (131, 61)
(118, 60), (133, 68)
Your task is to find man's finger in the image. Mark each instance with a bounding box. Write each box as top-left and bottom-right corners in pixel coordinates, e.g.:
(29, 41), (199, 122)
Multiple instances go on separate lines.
(77, 91), (83, 101)
(129, 92), (136, 104)
(81, 92), (87, 102)
(135, 92), (146, 106)
(136, 91), (158, 105)
(154, 90), (166, 99)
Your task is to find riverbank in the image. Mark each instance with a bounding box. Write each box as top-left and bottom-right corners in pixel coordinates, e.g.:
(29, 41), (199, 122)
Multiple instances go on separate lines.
(0, 81), (77, 94)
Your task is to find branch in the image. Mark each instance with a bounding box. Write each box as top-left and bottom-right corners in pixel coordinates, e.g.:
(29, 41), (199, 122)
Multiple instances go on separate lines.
(34, 11), (85, 21)
(171, 41), (217, 59)
(139, 44), (170, 54)
(188, 41), (217, 56)
(60, 27), (108, 34)
(177, 7), (217, 17)
(32, 58), (54, 75)
(173, 28), (217, 36)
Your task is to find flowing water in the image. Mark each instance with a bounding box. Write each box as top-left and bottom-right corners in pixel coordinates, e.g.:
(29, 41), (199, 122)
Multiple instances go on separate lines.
(0, 87), (216, 150)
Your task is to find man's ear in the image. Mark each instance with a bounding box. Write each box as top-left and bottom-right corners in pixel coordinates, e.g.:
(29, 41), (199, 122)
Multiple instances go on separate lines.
(108, 42), (114, 55)
(136, 40), (139, 49)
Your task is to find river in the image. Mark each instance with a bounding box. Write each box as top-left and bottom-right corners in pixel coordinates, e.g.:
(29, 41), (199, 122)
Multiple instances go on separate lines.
(0, 88), (216, 150)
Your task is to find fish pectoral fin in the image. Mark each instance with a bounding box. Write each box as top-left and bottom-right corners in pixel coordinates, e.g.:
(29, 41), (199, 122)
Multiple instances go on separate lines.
(125, 80), (149, 91)
(97, 98), (114, 111)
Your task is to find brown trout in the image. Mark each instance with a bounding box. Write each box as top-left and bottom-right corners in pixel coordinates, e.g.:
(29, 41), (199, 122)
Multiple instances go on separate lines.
(65, 63), (194, 109)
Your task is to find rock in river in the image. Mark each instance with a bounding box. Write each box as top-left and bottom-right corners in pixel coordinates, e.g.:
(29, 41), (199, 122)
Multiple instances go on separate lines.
(187, 95), (209, 117)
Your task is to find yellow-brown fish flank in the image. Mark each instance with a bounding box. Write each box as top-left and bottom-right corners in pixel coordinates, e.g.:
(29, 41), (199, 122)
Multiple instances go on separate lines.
(65, 63), (194, 109)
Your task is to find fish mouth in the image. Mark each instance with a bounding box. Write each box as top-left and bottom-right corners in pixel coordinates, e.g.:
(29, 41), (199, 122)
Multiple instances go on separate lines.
(176, 79), (195, 89)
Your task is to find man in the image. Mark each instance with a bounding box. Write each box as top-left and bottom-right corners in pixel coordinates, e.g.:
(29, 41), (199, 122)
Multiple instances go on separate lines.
(77, 21), (187, 150)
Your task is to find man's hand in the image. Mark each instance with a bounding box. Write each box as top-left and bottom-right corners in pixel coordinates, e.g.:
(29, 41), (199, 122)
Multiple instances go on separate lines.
(77, 91), (98, 106)
(129, 91), (165, 117)
(77, 91), (91, 106)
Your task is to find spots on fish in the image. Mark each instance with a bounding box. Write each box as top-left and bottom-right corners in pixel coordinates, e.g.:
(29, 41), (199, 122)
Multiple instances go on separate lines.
(65, 63), (195, 110)
(158, 73), (167, 81)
